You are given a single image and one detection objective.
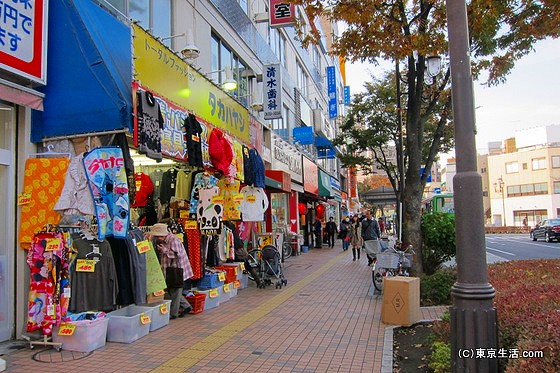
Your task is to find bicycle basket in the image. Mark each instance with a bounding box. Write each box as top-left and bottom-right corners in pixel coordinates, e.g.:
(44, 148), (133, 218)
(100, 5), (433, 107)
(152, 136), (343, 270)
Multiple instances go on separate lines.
(376, 252), (400, 269)
(402, 253), (414, 268)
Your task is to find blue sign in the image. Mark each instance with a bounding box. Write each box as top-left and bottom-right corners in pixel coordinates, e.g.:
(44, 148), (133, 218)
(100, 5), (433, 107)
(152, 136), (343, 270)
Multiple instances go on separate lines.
(434, 187), (441, 194)
(327, 66), (337, 118)
(293, 126), (314, 145)
(420, 167), (432, 182)
(344, 86), (350, 105)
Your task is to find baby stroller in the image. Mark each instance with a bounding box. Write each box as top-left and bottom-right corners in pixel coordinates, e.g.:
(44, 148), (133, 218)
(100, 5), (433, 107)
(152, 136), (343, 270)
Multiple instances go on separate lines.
(258, 245), (288, 289)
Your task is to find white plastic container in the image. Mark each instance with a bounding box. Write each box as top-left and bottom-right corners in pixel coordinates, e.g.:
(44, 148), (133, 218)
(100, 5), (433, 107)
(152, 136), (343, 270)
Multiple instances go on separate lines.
(106, 305), (153, 343)
(52, 317), (109, 352)
(138, 300), (172, 331)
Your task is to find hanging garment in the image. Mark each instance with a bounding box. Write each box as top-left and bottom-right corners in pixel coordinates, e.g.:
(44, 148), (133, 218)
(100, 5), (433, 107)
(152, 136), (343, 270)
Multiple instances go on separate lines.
(124, 229), (148, 305)
(230, 140), (244, 181)
(197, 186), (223, 235)
(208, 128), (233, 174)
(181, 220), (203, 279)
(249, 148), (266, 188)
(54, 153), (96, 217)
(82, 147), (130, 240)
(217, 177), (241, 221)
(242, 145), (254, 186)
(149, 168), (165, 201)
(137, 90), (164, 162)
(131, 172), (154, 208)
(189, 172), (218, 219)
(19, 158), (70, 248)
(185, 113), (204, 167)
(106, 237), (135, 306)
(174, 169), (191, 200)
(240, 186), (269, 221)
(159, 168), (179, 205)
(69, 233), (118, 313)
(26, 231), (71, 335)
(145, 241), (167, 295)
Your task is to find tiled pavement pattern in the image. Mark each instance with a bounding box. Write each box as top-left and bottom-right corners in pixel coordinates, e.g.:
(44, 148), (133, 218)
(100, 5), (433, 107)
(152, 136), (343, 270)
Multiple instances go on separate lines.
(3, 243), (446, 372)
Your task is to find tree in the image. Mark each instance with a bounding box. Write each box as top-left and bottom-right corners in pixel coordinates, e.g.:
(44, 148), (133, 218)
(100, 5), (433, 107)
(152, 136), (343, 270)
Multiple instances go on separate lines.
(292, 0), (560, 274)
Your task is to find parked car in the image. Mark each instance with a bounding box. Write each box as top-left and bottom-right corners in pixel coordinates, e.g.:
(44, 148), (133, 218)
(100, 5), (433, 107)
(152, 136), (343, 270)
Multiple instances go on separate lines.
(530, 219), (560, 242)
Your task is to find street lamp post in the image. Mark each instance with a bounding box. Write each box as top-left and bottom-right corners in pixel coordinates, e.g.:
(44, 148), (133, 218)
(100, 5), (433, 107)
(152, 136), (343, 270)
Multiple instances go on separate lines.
(445, 0), (498, 371)
(494, 177), (506, 226)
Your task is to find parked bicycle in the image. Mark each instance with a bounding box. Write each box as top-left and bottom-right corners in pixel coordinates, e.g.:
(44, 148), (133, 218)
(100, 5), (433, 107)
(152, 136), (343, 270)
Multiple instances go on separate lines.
(371, 241), (414, 292)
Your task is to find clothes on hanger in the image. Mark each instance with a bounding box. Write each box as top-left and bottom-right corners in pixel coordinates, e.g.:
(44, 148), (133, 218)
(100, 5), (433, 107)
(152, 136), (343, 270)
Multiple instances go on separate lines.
(240, 186), (269, 222)
(137, 90), (164, 162)
(185, 113), (203, 168)
(54, 152), (96, 216)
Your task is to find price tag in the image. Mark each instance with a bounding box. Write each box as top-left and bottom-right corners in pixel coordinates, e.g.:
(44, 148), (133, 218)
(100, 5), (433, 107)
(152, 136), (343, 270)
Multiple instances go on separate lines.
(47, 305), (55, 316)
(184, 220), (198, 230)
(57, 323), (76, 336)
(17, 193), (32, 205)
(239, 262), (245, 271)
(217, 272), (226, 282)
(159, 303), (168, 314)
(223, 283), (231, 293)
(135, 180), (142, 189)
(211, 195), (224, 204)
(233, 280), (241, 289)
(247, 195), (256, 203)
(76, 259), (96, 272)
(233, 193), (244, 203)
(209, 289), (219, 298)
(233, 267), (238, 276)
(139, 313), (151, 325)
(45, 237), (62, 251)
(153, 290), (165, 297)
(136, 240), (151, 254)
(179, 210), (189, 218)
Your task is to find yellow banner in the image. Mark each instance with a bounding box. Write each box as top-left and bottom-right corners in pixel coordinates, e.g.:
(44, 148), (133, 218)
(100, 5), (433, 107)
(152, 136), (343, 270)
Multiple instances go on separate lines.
(133, 25), (249, 142)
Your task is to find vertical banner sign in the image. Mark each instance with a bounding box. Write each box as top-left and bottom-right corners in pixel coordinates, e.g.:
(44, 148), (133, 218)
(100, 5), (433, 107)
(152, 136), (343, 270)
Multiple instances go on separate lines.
(327, 66), (337, 119)
(349, 167), (357, 198)
(0, 0), (48, 84)
(269, 0), (296, 28)
(344, 86), (351, 105)
(263, 64), (282, 120)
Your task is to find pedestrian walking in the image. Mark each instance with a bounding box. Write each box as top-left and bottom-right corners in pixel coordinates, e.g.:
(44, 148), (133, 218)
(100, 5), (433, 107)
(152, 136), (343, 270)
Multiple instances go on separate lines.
(361, 210), (381, 265)
(313, 217), (323, 248)
(349, 215), (362, 260)
(339, 216), (351, 251)
(325, 217), (338, 248)
(378, 217), (385, 234)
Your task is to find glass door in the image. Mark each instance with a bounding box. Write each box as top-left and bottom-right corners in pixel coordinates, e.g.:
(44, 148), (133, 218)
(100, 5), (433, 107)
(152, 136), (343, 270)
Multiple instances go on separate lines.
(0, 102), (15, 341)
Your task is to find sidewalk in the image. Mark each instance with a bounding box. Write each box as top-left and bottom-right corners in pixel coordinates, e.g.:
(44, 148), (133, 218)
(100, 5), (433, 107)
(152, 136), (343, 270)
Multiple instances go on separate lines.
(2, 242), (446, 372)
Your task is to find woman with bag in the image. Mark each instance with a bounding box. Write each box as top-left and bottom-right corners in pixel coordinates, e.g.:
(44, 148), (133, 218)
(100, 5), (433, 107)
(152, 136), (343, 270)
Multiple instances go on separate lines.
(149, 223), (193, 319)
(349, 215), (363, 261)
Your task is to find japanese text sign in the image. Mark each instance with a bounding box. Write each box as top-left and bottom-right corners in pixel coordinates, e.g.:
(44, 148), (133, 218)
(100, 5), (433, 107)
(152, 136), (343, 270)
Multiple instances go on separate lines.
(263, 64), (282, 120)
(269, 0), (296, 28)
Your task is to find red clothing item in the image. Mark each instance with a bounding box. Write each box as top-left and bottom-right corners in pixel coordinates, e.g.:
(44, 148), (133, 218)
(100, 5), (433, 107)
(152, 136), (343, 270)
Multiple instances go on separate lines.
(131, 172), (154, 207)
(208, 128), (233, 174)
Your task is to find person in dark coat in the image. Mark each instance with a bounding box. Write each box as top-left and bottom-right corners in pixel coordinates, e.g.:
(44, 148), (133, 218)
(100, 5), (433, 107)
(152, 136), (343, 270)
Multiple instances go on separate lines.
(313, 217), (323, 248)
(325, 217), (338, 248)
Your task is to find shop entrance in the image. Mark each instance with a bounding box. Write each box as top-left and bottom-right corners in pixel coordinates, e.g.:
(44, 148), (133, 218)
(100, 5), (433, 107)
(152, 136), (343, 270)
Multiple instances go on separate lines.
(0, 102), (16, 342)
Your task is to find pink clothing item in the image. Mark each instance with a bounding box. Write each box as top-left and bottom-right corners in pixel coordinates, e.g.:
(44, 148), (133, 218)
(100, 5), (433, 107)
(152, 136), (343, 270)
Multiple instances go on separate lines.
(156, 233), (193, 281)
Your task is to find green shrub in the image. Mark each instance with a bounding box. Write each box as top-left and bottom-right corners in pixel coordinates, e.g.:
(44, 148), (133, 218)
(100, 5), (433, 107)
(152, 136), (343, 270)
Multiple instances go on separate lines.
(429, 341), (451, 373)
(420, 266), (456, 306)
(421, 212), (456, 275)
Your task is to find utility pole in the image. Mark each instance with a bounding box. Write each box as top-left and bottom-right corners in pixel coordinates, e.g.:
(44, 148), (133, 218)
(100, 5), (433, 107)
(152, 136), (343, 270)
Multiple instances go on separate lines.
(444, 0), (499, 371)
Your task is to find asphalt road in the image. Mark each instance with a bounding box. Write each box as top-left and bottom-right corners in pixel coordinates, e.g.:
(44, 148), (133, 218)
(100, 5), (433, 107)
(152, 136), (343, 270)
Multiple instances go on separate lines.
(485, 233), (560, 262)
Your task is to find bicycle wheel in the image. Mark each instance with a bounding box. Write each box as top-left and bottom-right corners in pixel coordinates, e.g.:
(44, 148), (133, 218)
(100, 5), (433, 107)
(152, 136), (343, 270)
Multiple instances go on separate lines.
(372, 266), (396, 292)
(282, 241), (292, 259)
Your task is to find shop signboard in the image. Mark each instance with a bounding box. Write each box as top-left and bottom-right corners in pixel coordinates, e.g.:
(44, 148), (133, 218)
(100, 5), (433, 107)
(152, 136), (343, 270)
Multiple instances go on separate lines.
(268, 0), (296, 28)
(327, 66), (337, 119)
(0, 0), (48, 84)
(132, 25), (249, 142)
(271, 134), (303, 183)
(302, 156), (318, 195)
(263, 64), (282, 120)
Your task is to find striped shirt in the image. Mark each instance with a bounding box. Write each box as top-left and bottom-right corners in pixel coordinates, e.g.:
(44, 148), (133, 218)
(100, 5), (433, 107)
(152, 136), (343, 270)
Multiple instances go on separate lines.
(155, 234), (193, 281)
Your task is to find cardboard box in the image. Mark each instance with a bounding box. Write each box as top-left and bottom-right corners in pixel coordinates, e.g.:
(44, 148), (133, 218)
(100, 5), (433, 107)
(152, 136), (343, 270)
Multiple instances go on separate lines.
(381, 276), (421, 326)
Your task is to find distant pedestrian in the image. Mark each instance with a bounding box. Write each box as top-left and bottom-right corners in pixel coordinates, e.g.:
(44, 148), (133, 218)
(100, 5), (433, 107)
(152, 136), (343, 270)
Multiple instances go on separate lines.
(325, 217), (338, 248)
(349, 215), (362, 261)
(522, 217), (528, 227)
(378, 217), (385, 234)
(313, 217), (323, 248)
(361, 210), (381, 265)
(339, 216), (351, 251)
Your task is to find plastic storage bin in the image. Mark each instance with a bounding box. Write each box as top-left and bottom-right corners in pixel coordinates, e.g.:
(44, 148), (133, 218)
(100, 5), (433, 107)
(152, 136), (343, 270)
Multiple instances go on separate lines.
(197, 272), (224, 289)
(139, 300), (172, 331)
(52, 317), (109, 352)
(215, 266), (237, 283)
(106, 305), (154, 343)
(186, 293), (206, 314)
(193, 288), (220, 309)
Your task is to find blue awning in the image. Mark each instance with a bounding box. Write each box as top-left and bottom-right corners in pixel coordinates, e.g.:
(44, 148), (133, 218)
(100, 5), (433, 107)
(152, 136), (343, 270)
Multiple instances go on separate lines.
(316, 135), (336, 159)
(32, 0), (132, 142)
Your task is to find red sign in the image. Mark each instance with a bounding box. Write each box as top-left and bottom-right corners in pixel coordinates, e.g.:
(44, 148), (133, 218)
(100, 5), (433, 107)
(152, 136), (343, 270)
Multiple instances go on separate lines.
(269, 0), (296, 28)
(0, 0), (48, 84)
(302, 156), (319, 195)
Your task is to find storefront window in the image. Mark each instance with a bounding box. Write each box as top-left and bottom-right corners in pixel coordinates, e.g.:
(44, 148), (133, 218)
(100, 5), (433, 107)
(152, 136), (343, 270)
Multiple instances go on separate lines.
(271, 193), (289, 233)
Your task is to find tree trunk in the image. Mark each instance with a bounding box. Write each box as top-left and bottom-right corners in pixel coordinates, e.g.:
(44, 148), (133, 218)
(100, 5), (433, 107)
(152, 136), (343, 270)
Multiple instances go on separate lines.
(403, 181), (424, 275)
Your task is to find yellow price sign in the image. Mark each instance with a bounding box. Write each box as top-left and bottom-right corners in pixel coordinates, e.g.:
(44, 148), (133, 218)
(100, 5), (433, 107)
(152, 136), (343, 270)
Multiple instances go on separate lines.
(139, 313), (151, 325)
(159, 303), (168, 314)
(176, 233), (184, 241)
(217, 272), (226, 282)
(76, 259), (96, 272)
(223, 283), (231, 293)
(179, 210), (190, 218)
(211, 195), (224, 204)
(233, 267), (238, 275)
(233, 193), (244, 203)
(45, 237), (62, 251)
(136, 240), (151, 254)
(239, 262), (245, 271)
(233, 280), (241, 289)
(247, 195), (256, 203)
(17, 193), (32, 205)
(184, 220), (198, 230)
(57, 323), (76, 336)
(209, 289), (219, 298)
(153, 290), (165, 296)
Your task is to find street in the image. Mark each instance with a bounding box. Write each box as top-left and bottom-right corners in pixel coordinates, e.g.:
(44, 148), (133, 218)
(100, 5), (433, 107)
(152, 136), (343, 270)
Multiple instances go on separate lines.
(485, 233), (560, 262)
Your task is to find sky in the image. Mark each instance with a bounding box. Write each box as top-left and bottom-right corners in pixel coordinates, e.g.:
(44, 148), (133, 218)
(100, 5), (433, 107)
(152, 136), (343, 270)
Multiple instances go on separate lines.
(344, 38), (560, 157)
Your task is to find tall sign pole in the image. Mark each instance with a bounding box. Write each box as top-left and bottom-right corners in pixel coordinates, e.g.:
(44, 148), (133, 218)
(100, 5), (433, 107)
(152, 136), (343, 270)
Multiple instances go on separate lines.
(444, 0), (499, 371)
